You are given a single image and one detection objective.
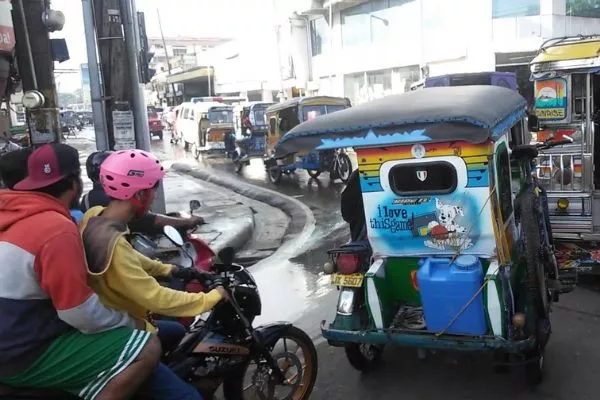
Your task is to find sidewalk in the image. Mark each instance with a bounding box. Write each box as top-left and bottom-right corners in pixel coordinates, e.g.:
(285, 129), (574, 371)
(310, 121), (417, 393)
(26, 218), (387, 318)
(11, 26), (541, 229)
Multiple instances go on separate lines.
(69, 135), (256, 254)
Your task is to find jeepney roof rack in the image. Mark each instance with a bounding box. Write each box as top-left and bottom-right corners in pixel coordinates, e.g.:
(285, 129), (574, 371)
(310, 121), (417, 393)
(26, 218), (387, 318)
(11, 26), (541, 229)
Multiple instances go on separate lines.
(539, 35), (600, 52)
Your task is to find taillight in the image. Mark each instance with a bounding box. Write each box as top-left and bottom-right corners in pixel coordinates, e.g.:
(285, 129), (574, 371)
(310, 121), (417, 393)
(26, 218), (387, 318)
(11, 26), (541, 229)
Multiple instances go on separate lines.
(336, 253), (360, 275)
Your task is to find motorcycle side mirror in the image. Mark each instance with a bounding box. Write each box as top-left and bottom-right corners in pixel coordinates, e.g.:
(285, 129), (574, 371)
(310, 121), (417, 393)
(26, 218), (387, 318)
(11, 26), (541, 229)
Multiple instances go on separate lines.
(217, 247), (235, 265)
(163, 225), (184, 247)
(189, 200), (201, 213)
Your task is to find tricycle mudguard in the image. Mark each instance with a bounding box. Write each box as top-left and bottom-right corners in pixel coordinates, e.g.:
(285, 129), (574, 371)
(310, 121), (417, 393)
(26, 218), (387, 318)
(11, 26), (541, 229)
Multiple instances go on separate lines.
(255, 322), (293, 347)
(321, 320), (536, 354)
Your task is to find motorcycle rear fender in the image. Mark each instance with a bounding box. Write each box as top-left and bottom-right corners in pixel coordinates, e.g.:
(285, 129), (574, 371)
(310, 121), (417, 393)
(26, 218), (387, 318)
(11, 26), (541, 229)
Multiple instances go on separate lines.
(255, 322), (293, 347)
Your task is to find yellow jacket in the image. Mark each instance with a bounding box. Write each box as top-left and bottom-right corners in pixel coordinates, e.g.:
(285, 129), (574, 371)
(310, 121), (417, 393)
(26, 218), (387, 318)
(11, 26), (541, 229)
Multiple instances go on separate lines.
(80, 206), (222, 332)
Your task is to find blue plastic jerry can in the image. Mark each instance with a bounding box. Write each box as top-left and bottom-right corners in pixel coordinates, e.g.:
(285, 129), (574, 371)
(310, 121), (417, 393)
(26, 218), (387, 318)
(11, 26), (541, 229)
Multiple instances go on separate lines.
(417, 255), (487, 335)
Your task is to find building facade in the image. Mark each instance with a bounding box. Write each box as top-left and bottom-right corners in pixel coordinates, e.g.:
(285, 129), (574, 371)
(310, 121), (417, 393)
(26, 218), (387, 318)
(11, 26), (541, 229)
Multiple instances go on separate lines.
(284, 0), (600, 106)
(148, 36), (229, 106)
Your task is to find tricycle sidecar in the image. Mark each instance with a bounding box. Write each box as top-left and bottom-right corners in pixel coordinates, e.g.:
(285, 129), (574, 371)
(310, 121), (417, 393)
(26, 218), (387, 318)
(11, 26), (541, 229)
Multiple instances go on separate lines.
(263, 96), (353, 184)
(232, 102), (273, 173)
(278, 85), (570, 384)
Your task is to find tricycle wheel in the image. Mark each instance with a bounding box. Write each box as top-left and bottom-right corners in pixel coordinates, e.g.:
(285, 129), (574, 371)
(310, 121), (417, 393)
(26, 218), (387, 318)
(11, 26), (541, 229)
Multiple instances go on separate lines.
(235, 160), (244, 174)
(517, 191), (550, 319)
(493, 352), (510, 374)
(344, 343), (383, 373)
(307, 169), (321, 179)
(525, 348), (545, 385)
(268, 166), (282, 184)
(193, 143), (202, 160)
(336, 153), (352, 183)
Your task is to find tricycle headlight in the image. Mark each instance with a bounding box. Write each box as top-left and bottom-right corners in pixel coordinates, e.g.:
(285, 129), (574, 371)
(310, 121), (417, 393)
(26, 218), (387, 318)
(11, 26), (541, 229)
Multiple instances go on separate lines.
(337, 288), (355, 315)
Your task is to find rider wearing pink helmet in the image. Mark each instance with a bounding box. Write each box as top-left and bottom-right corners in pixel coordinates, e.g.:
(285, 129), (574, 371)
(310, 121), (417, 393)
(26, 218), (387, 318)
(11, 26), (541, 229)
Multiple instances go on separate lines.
(79, 149), (228, 399)
(99, 149), (165, 216)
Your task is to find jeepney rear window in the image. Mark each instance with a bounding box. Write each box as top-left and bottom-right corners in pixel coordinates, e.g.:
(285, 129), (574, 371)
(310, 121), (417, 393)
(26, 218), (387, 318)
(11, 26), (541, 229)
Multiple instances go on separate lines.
(253, 107), (268, 126)
(208, 108), (233, 123)
(302, 105), (346, 121)
(389, 162), (457, 195)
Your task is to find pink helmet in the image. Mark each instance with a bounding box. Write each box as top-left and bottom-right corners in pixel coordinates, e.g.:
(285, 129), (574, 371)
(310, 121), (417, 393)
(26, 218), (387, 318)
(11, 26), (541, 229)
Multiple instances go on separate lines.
(99, 149), (165, 200)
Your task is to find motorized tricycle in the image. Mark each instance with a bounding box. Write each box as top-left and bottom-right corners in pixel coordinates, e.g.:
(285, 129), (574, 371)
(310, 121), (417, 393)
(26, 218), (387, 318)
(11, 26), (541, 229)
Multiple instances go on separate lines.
(263, 96), (353, 184)
(231, 102), (274, 173)
(178, 101), (236, 159)
(275, 85), (577, 384)
(529, 35), (600, 276)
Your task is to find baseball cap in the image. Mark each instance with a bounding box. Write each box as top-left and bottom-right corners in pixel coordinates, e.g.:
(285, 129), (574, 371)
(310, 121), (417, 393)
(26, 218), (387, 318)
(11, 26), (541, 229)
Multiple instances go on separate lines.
(14, 143), (81, 191)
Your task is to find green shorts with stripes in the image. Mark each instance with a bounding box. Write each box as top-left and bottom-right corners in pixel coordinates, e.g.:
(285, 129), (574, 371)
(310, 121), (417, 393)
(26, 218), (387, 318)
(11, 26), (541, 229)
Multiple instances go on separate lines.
(0, 327), (151, 400)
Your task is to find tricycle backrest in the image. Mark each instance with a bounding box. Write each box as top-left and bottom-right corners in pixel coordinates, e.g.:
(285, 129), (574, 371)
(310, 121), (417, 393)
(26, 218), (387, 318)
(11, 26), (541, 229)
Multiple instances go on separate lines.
(358, 139), (504, 259)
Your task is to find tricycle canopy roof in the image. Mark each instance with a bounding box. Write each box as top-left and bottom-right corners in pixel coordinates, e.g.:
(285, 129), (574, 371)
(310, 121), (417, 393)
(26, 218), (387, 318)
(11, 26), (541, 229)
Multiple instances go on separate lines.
(266, 96), (351, 114)
(274, 85), (527, 158)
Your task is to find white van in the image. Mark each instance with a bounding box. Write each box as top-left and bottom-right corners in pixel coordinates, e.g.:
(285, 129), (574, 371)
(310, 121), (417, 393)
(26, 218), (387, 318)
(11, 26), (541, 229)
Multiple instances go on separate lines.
(175, 102), (235, 157)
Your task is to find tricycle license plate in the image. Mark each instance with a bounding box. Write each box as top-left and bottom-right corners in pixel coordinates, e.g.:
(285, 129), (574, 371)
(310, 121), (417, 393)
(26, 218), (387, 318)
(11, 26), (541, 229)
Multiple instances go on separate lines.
(331, 273), (364, 287)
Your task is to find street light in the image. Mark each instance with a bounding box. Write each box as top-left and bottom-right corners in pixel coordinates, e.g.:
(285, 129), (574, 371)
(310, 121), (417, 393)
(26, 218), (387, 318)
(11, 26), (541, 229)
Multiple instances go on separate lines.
(370, 14), (389, 26)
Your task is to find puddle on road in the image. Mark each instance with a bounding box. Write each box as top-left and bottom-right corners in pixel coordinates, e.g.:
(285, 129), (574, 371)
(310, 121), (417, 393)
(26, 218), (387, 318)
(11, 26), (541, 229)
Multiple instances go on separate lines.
(152, 139), (348, 335)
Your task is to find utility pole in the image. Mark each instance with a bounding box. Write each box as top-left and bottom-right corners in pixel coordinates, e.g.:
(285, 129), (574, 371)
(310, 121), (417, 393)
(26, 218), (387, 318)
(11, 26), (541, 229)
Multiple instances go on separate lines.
(93, 0), (131, 150)
(12, 0), (61, 145)
(81, 0), (109, 151)
(120, 0), (150, 152)
(157, 8), (176, 106)
(90, 0), (165, 212)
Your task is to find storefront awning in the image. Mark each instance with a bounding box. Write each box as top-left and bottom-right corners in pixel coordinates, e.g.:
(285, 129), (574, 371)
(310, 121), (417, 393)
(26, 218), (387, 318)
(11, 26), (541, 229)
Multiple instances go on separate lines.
(166, 66), (214, 84)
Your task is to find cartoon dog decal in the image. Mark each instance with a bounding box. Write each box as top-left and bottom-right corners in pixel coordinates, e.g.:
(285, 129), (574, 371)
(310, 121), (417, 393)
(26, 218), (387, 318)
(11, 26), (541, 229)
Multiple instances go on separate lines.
(425, 198), (472, 250)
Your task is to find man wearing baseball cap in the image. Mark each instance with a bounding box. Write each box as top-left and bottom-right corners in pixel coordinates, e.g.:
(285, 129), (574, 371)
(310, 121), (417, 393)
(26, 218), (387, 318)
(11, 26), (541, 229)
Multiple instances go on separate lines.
(0, 143), (161, 399)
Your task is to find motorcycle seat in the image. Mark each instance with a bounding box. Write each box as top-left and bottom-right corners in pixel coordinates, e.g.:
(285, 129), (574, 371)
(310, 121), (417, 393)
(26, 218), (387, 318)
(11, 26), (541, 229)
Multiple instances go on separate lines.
(0, 383), (79, 399)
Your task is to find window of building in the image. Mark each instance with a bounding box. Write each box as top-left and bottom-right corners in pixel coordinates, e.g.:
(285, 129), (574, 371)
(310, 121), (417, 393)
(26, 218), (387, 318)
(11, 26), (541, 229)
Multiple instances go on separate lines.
(344, 65), (420, 106)
(567, 0), (600, 18)
(341, 0), (414, 48)
(492, 0), (540, 18)
(389, 162), (457, 196)
(172, 47), (187, 56)
(310, 17), (328, 56)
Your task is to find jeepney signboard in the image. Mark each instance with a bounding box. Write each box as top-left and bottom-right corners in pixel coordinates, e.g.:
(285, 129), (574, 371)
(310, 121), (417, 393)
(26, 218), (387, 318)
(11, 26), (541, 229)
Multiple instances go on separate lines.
(534, 76), (570, 122)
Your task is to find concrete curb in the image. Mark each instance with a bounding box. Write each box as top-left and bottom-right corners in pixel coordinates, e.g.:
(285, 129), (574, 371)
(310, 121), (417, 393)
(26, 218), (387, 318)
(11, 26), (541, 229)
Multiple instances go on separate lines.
(161, 171), (256, 255)
(203, 213), (255, 255)
(171, 163), (316, 254)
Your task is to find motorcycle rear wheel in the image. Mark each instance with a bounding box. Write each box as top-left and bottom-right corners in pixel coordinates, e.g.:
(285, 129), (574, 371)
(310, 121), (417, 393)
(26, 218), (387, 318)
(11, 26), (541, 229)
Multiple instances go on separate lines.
(222, 326), (317, 400)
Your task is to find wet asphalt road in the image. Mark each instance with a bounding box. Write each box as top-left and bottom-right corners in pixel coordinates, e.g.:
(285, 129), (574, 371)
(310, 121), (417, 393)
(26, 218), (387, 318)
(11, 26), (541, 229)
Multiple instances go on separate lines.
(143, 133), (600, 399)
(149, 135), (346, 341)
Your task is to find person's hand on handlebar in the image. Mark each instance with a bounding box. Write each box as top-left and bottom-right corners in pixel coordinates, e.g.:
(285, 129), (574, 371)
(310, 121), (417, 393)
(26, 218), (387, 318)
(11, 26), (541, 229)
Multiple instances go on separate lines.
(215, 286), (230, 302)
(188, 215), (205, 228)
(170, 265), (198, 281)
(199, 274), (230, 302)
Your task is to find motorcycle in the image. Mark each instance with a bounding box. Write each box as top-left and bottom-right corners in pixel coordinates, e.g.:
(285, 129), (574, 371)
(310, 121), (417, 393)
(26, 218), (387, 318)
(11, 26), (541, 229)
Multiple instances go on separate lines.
(163, 226), (319, 399)
(0, 227), (319, 400)
(130, 200), (216, 328)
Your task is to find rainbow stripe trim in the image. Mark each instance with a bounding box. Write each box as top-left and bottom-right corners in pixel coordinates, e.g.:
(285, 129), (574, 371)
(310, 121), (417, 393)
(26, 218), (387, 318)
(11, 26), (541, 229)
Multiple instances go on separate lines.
(357, 142), (493, 193)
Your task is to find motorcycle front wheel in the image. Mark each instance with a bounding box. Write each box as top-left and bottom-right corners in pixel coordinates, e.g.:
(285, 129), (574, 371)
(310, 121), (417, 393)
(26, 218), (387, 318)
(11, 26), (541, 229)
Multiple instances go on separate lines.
(222, 326), (318, 400)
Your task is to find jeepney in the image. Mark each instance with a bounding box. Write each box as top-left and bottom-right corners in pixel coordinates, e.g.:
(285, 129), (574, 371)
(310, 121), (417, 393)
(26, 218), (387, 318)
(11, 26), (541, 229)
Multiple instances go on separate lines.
(530, 35), (600, 275)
